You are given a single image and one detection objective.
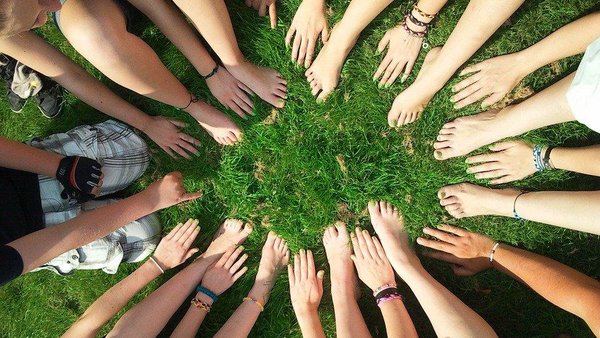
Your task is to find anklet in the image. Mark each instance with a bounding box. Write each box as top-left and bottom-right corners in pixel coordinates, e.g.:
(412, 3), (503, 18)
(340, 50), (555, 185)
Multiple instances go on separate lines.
(179, 93), (200, 110)
(203, 64), (220, 80)
(243, 296), (265, 312)
(512, 192), (527, 221)
(489, 241), (500, 263)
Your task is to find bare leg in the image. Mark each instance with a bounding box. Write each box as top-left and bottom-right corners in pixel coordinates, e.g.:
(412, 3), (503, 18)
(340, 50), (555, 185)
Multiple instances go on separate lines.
(434, 72), (576, 160)
(322, 223), (372, 338)
(60, 0), (242, 146)
(388, 0), (525, 126)
(171, 0), (287, 108)
(369, 201), (497, 338)
(304, 0), (393, 101)
(438, 183), (600, 235)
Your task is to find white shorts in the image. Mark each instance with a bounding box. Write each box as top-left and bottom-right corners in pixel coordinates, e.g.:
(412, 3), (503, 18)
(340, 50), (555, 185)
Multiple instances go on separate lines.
(566, 36), (600, 133)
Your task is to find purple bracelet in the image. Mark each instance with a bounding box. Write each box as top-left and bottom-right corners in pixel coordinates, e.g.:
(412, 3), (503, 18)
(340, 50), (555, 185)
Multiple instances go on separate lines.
(376, 294), (403, 307)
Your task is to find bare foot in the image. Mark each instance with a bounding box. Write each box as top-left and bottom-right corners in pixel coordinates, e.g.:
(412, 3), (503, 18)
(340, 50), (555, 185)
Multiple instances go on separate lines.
(433, 108), (508, 160)
(187, 101), (243, 146)
(226, 60), (287, 108)
(322, 222), (360, 299)
(249, 231), (290, 304)
(387, 47), (441, 127)
(368, 201), (418, 266)
(305, 26), (357, 102)
(203, 219), (253, 259)
(437, 183), (520, 219)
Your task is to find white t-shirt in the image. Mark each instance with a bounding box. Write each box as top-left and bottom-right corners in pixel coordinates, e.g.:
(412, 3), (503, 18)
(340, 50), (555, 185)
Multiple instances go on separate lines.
(566, 36), (600, 133)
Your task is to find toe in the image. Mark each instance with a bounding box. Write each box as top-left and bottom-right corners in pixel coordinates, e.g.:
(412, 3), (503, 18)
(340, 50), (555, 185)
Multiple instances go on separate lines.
(334, 221), (347, 235)
(440, 196), (459, 206)
(266, 231), (277, 243)
(433, 140), (451, 150)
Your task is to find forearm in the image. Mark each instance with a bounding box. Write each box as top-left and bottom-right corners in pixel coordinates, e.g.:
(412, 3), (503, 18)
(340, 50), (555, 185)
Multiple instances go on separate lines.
(392, 259), (496, 338)
(63, 261), (161, 338)
(108, 258), (212, 337)
(333, 0), (393, 43)
(213, 283), (268, 338)
(295, 311), (326, 338)
(550, 145), (600, 176)
(128, 0), (217, 75)
(170, 293), (213, 338)
(515, 191), (600, 235)
(493, 245), (600, 332)
(0, 136), (62, 177)
(10, 189), (157, 273)
(415, 0), (448, 17)
(517, 12), (600, 75)
(379, 300), (418, 338)
(0, 32), (153, 133)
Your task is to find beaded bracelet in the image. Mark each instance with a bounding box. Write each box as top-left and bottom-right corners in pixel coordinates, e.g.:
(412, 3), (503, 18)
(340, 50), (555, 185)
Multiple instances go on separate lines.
(191, 297), (212, 313)
(512, 191), (527, 221)
(372, 283), (397, 297)
(489, 242), (501, 263)
(401, 20), (427, 39)
(413, 3), (436, 20)
(243, 296), (265, 312)
(376, 293), (403, 307)
(196, 286), (219, 303)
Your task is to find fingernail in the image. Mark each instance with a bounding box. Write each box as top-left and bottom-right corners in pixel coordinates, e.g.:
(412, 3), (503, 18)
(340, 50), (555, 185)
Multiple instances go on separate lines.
(453, 104), (460, 109)
(401, 75), (408, 83)
(378, 83), (383, 89)
(466, 168), (472, 174)
(239, 245), (244, 250)
(384, 83), (391, 88)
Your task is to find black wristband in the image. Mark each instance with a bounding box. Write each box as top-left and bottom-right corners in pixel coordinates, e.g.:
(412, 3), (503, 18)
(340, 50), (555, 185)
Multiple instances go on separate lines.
(56, 156), (102, 203)
(375, 287), (399, 300)
(203, 64), (220, 80)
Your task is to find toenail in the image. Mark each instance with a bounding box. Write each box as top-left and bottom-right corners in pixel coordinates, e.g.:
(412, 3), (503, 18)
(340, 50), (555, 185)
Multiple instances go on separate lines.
(440, 192), (446, 198)
(435, 151), (442, 158)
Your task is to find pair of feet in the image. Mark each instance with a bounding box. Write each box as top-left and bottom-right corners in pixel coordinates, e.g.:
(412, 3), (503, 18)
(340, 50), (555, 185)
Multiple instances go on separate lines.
(205, 219), (289, 301)
(193, 60), (287, 146)
(322, 201), (418, 298)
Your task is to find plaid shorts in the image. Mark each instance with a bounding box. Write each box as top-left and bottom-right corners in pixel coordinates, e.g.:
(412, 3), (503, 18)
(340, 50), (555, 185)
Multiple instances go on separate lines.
(28, 120), (160, 276)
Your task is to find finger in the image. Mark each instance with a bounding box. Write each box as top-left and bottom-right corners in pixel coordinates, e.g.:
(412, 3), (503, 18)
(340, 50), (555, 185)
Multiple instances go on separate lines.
(217, 246), (236, 267)
(402, 58), (416, 83)
(465, 152), (497, 164)
(165, 222), (183, 240)
(225, 246), (245, 269)
(232, 266), (248, 281)
(437, 224), (468, 236)
(490, 175), (516, 185)
(179, 133), (201, 146)
(178, 219), (199, 243)
(386, 60), (406, 86)
(416, 237), (455, 253)
(183, 225), (201, 248)
(299, 249), (307, 280)
(488, 141), (517, 152)
(422, 227), (458, 244)
(350, 231), (362, 259)
(355, 228), (372, 259)
(285, 26), (296, 47)
(230, 97), (248, 118)
(294, 254), (301, 283)
(361, 230), (378, 257)
(172, 219), (192, 242)
(297, 36), (308, 66)
(291, 33), (301, 63)
(459, 62), (484, 77)
(380, 61), (400, 87)
(321, 24), (330, 43)
(184, 248), (200, 260)
(305, 37), (317, 68)
(170, 144), (192, 160)
(179, 191), (204, 203)
(481, 92), (506, 108)
(316, 270), (325, 291)
(230, 253), (249, 273)
(374, 53), (393, 81)
(288, 264), (295, 287)
(377, 31), (390, 52)
(177, 139), (200, 157)
(372, 236), (387, 261)
(161, 145), (176, 159)
(453, 83), (484, 108)
(258, 0), (267, 16)
(473, 169), (506, 180)
(169, 119), (187, 128)
(307, 250), (316, 277)
(468, 161), (502, 174)
(269, 2), (277, 29)
(423, 250), (465, 265)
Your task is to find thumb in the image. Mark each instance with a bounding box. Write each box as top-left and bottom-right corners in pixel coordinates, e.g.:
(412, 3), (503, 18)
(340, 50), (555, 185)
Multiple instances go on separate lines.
(317, 270), (325, 289)
(269, 2), (277, 29)
(179, 191), (204, 203)
(322, 25), (330, 43)
(185, 248), (200, 261)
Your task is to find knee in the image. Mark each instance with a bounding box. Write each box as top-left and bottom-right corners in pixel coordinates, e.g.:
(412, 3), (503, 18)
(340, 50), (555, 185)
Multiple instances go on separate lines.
(123, 213), (162, 263)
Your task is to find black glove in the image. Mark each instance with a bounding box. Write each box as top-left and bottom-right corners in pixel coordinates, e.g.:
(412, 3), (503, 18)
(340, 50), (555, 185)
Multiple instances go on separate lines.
(55, 156), (102, 203)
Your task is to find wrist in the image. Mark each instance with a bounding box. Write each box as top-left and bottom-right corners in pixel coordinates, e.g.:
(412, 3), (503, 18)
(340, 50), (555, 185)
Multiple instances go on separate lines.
(514, 49), (544, 76)
(293, 304), (319, 317)
(302, 0), (325, 6)
(194, 291), (215, 306)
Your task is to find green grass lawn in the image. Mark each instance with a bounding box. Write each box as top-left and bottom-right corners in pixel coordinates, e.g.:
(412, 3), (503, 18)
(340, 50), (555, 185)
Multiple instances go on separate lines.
(2, 0), (600, 337)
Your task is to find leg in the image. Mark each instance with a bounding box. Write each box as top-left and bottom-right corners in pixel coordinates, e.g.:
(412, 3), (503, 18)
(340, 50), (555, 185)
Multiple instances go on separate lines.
(368, 201), (497, 338)
(171, 0), (287, 108)
(59, 0), (241, 145)
(30, 120), (150, 213)
(438, 183), (600, 235)
(434, 72), (576, 160)
(305, 0), (393, 101)
(322, 223), (372, 338)
(389, 0), (525, 126)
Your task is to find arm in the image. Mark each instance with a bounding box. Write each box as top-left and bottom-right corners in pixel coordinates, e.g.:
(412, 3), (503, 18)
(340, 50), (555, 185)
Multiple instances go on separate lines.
(550, 145), (600, 177)
(289, 250), (326, 338)
(63, 220), (201, 338)
(420, 225), (600, 336)
(8, 171), (201, 275)
(0, 136), (62, 177)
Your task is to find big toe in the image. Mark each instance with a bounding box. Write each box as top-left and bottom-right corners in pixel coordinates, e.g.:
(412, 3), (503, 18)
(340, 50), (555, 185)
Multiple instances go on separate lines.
(225, 219), (244, 232)
(433, 147), (459, 161)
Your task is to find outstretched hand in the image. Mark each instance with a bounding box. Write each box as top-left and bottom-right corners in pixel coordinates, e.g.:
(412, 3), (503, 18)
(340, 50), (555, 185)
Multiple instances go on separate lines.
(424, 251), (491, 277)
(452, 53), (528, 109)
(201, 246), (248, 295)
(466, 141), (537, 184)
(206, 67), (255, 119)
(246, 0), (277, 29)
(285, 0), (329, 68)
(289, 249), (324, 315)
(144, 116), (200, 159)
(416, 224), (496, 259)
(144, 171), (203, 211)
(374, 24), (422, 87)
(350, 227), (395, 291)
(153, 219), (201, 270)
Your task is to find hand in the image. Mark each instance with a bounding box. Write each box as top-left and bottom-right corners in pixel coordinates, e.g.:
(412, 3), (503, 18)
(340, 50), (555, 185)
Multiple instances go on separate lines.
(246, 0), (277, 29)
(452, 52), (528, 109)
(201, 246), (248, 295)
(374, 24), (422, 87)
(285, 0), (329, 68)
(144, 171), (203, 211)
(350, 227), (395, 291)
(206, 66), (255, 119)
(289, 249), (324, 315)
(423, 251), (491, 277)
(152, 219), (201, 270)
(466, 141), (536, 184)
(416, 224), (496, 259)
(143, 116), (201, 159)
(56, 156), (103, 202)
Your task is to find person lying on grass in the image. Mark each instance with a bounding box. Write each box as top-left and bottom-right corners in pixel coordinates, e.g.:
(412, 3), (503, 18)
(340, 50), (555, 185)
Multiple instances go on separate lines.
(104, 228), (288, 337)
(0, 170), (202, 286)
(289, 202), (497, 338)
(418, 225), (600, 337)
(293, 0), (448, 102)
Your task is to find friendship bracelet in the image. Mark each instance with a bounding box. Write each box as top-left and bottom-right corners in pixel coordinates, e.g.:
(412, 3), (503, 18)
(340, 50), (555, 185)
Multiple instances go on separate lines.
(203, 64), (220, 80)
(512, 191), (527, 221)
(148, 256), (164, 274)
(543, 146), (556, 170)
(401, 20), (427, 39)
(243, 296), (265, 312)
(196, 286), (219, 303)
(376, 294), (403, 307)
(407, 10), (429, 27)
(191, 297), (212, 313)
(179, 93), (200, 110)
(413, 3), (436, 20)
(372, 283), (397, 297)
(489, 242), (501, 263)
